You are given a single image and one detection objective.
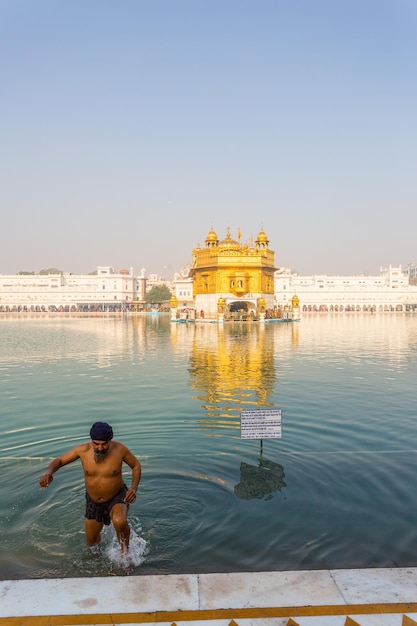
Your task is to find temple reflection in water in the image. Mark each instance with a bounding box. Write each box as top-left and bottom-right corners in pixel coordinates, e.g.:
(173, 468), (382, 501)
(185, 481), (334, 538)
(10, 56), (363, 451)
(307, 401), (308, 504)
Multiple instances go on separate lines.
(170, 321), (287, 431)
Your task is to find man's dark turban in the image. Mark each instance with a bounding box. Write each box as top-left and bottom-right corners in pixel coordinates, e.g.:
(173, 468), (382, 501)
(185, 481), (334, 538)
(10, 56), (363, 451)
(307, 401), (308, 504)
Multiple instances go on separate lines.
(90, 422), (114, 441)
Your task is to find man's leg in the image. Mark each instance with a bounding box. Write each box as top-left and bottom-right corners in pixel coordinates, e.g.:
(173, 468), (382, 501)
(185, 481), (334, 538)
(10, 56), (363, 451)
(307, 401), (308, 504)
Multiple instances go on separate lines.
(110, 503), (130, 553)
(85, 518), (104, 546)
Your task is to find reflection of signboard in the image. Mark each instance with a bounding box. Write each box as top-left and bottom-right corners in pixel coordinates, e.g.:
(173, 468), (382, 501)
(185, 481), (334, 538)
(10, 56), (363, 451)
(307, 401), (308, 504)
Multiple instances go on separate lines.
(234, 458), (286, 500)
(240, 409), (282, 439)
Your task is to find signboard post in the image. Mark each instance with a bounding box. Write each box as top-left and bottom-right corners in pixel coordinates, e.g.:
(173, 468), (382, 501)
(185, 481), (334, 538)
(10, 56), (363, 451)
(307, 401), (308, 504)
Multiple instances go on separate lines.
(240, 409), (282, 455)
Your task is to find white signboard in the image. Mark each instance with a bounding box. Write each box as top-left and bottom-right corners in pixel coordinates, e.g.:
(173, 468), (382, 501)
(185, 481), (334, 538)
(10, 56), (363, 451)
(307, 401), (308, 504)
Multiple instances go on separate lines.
(240, 409), (282, 439)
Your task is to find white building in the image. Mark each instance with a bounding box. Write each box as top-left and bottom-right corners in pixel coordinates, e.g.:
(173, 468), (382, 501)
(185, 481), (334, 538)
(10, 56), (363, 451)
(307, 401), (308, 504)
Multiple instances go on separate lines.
(274, 265), (417, 312)
(3, 263), (417, 314)
(406, 263), (417, 280)
(172, 264), (194, 308)
(173, 276), (193, 306)
(0, 267), (147, 312)
(145, 272), (176, 294)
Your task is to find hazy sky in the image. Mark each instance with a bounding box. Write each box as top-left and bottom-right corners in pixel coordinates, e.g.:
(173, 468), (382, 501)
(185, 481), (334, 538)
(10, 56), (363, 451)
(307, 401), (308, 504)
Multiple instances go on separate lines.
(1, 0), (416, 277)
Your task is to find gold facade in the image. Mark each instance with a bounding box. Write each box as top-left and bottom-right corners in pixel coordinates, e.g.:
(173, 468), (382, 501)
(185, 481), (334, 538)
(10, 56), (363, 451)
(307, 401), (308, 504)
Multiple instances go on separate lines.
(190, 226), (276, 317)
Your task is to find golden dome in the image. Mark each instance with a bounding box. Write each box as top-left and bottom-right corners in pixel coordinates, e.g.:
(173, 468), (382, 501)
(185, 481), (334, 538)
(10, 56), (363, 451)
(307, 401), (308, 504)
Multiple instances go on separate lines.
(205, 227), (219, 249)
(256, 227), (268, 243)
(206, 227), (218, 242)
(219, 228), (240, 250)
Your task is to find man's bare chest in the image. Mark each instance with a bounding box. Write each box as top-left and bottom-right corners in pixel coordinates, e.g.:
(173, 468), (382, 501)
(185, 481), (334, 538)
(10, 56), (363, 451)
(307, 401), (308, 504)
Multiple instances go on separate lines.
(82, 453), (122, 478)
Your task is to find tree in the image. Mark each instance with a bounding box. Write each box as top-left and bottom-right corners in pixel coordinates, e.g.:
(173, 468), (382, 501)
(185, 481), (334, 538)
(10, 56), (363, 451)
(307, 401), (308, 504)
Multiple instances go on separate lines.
(39, 268), (61, 275)
(145, 285), (172, 305)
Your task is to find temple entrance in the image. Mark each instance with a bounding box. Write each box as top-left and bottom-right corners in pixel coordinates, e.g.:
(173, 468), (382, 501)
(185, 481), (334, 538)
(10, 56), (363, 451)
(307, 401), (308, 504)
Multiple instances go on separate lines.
(229, 301), (248, 313)
(226, 300), (258, 321)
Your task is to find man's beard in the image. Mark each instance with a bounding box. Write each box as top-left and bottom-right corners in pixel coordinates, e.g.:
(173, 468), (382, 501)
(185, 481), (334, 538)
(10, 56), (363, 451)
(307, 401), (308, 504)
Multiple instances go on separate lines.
(94, 448), (109, 463)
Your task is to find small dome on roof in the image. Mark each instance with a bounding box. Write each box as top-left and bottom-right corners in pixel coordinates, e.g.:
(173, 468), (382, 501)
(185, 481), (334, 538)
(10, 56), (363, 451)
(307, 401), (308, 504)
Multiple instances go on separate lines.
(206, 227), (218, 241)
(205, 226), (219, 249)
(256, 227), (268, 243)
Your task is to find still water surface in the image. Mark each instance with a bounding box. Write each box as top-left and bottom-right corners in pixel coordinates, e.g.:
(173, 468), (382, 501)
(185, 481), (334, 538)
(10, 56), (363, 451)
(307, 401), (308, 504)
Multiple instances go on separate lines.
(1, 313), (417, 579)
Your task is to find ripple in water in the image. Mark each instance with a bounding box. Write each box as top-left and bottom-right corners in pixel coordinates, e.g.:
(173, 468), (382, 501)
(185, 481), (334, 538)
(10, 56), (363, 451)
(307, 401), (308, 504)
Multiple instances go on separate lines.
(1, 315), (417, 577)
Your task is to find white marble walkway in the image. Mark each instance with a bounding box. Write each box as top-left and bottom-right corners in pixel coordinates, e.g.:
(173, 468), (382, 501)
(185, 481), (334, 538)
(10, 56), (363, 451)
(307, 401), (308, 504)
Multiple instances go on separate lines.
(1, 568), (417, 625)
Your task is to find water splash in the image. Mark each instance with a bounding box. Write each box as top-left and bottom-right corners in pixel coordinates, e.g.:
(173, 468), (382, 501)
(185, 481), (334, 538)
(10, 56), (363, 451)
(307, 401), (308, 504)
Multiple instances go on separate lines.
(102, 523), (149, 572)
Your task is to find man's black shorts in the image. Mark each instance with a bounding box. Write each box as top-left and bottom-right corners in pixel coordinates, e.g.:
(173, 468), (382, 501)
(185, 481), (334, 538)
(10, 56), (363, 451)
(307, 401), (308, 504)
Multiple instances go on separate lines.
(85, 484), (128, 525)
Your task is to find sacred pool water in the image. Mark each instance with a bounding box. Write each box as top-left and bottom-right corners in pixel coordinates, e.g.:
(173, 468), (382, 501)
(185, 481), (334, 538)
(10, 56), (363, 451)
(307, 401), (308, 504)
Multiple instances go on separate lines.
(0, 313), (417, 579)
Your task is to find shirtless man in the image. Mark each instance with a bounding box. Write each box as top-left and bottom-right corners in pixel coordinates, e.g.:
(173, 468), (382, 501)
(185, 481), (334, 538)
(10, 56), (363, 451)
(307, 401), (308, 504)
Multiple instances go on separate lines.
(39, 421), (141, 553)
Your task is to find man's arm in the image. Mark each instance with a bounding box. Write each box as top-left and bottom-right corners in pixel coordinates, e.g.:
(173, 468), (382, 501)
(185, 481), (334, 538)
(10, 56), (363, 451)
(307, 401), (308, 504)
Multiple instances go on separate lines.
(39, 446), (83, 488)
(122, 447), (142, 504)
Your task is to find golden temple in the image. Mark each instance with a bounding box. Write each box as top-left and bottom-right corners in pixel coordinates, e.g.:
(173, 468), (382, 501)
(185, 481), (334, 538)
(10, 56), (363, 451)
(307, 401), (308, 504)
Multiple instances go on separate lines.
(191, 225), (275, 320)
(170, 225), (299, 322)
